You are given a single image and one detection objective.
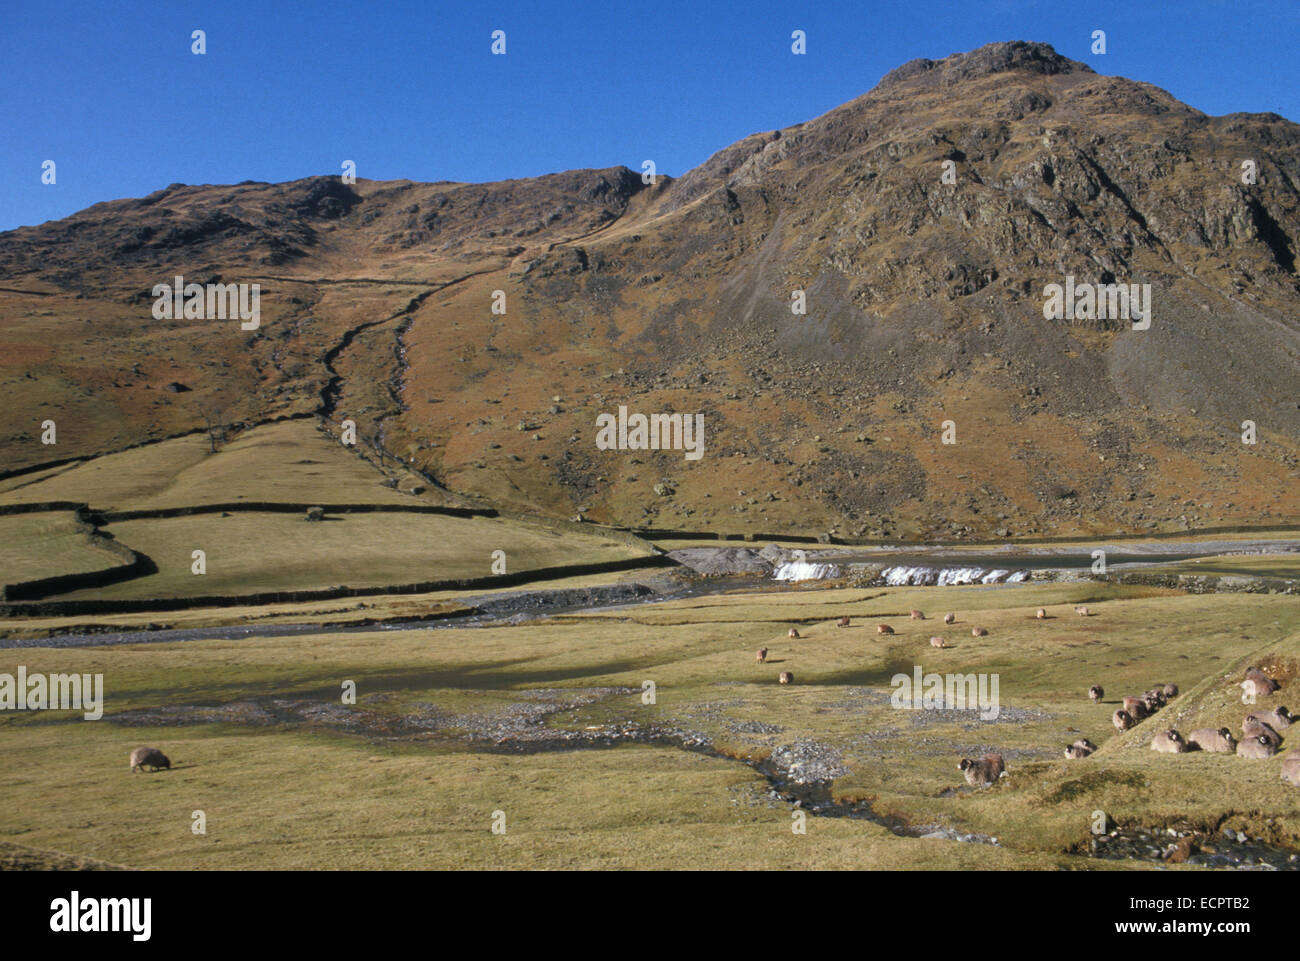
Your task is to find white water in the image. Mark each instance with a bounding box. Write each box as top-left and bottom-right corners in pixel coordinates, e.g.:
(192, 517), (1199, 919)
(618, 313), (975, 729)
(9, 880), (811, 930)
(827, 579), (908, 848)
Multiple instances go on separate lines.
(880, 566), (1030, 586)
(772, 561), (842, 581)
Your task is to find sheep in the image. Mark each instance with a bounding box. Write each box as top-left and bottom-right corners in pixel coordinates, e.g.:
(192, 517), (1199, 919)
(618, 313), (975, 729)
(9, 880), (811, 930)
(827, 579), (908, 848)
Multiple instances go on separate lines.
(1245, 707), (1292, 730)
(1064, 738), (1096, 759)
(1187, 728), (1237, 753)
(1150, 729), (1187, 753)
(788, 628), (801, 639)
(1143, 689), (1166, 712)
(910, 610), (925, 620)
(1237, 735), (1277, 759)
(1036, 608), (1047, 619)
(959, 754), (1005, 787)
(1162, 682), (1178, 699)
(1088, 684), (1104, 703)
(756, 648), (768, 663)
(971, 626), (988, 637)
(1113, 709), (1134, 732)
(877, 624), (895, 635)
(778, 671), (793, 685)
(1241, 718), (1283, 749)
(943, 612), (956, 625)
(1281, 751), (1300, 787)
(1242, 677), (1278, 700)
(130, 746), (171, 773)
(836, 616), (851, 628)
(1075, 605), (1091, 616)
(1244, 666), (1280, 695)
(1122, 696), (1150, 720)
(930, 636), (947, 648)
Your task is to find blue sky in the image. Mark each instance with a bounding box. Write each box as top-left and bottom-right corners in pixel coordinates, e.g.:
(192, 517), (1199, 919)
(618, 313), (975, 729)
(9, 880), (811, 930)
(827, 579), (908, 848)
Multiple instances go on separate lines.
(3, 0), (1297, 231)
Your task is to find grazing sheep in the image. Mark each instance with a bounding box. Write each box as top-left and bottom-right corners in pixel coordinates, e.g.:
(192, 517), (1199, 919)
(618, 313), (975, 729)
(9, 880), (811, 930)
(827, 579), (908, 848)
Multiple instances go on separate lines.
(971, 626), (988, 637)
(1244, 666), (1280, 694)
(1246, 706), (1292, 730)
(1113, 709), (1134, 732)
(910, 610), (925, 620)
(1064, 739), (1097, 759)
(1143, 689), (1166, 712)
(1036, 608), (1047, 619)
(836, 616), (851, 628)
(1122, 696), (1150, 720)
(943, 612), (956, 624)
(1163, 682), (1178, 699)
(1237, 735), (1278, 759)
(1281, 751), (1300, 787)
(130, 746), (170, 773)
(1089, 685), (1104, 703)
(788, 628), (801, 639)
(1075, 605), (1091, 616)
(756, 648), (768, 663)
(877, 624), (895, 635)
(959, 754), (1005, 787)
(1150, 729), (1187, 753)
(930, 636), (947, 648)
(1242, 718), (1283, 748)
(1187, 728), (1237, 753)
(778, 671), (793, 685)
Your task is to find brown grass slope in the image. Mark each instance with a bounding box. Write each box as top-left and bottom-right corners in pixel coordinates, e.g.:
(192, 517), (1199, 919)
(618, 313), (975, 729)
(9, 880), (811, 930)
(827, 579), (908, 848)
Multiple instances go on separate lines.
(1, 41), (1297, 539)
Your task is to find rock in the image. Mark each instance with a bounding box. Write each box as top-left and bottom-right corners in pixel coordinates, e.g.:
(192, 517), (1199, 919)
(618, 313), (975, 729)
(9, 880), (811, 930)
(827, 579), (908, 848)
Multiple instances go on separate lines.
(305, 506), (325, 521)
(667, 547), (772, 576)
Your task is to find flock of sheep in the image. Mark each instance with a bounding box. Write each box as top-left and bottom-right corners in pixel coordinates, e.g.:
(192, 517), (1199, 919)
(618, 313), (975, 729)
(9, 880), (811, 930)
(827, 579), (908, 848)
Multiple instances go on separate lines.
(1117, 664), (1298, 786)
(756, 602), (1298, 791)
(759, 605), (1084, 691)
(130, 604), (1296, 795)
(962, 624), (1298, 788)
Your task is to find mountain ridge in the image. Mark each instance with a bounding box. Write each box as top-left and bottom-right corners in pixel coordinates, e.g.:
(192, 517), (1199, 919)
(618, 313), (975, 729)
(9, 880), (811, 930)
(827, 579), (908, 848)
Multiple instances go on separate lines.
(2, 41), (1298, 540)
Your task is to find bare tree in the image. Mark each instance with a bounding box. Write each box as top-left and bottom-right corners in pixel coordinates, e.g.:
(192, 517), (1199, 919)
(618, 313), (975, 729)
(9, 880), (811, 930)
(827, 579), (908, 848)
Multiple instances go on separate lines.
(201, 406), (228, 454)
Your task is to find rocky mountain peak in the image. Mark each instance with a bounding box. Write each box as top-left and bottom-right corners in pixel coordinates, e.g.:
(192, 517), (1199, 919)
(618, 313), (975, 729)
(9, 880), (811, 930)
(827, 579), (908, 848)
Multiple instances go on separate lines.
(878, 40), (1093, 89)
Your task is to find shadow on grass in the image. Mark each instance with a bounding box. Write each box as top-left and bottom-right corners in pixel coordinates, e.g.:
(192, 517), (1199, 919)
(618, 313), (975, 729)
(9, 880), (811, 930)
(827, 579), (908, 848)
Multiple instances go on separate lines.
(114, 654), (671, 704)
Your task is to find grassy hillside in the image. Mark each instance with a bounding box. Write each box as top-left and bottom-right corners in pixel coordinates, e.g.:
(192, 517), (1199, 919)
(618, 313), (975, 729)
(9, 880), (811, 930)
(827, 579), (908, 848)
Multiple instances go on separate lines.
(0, 420), (434, 511)
(0, 419), (655, 605)
(53, 510), (647, 600)
(0, 511), (131, 586)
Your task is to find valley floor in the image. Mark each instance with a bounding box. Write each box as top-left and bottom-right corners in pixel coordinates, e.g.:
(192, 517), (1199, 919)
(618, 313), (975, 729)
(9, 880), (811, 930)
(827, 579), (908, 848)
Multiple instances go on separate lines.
(2, 577), (1297, 870)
